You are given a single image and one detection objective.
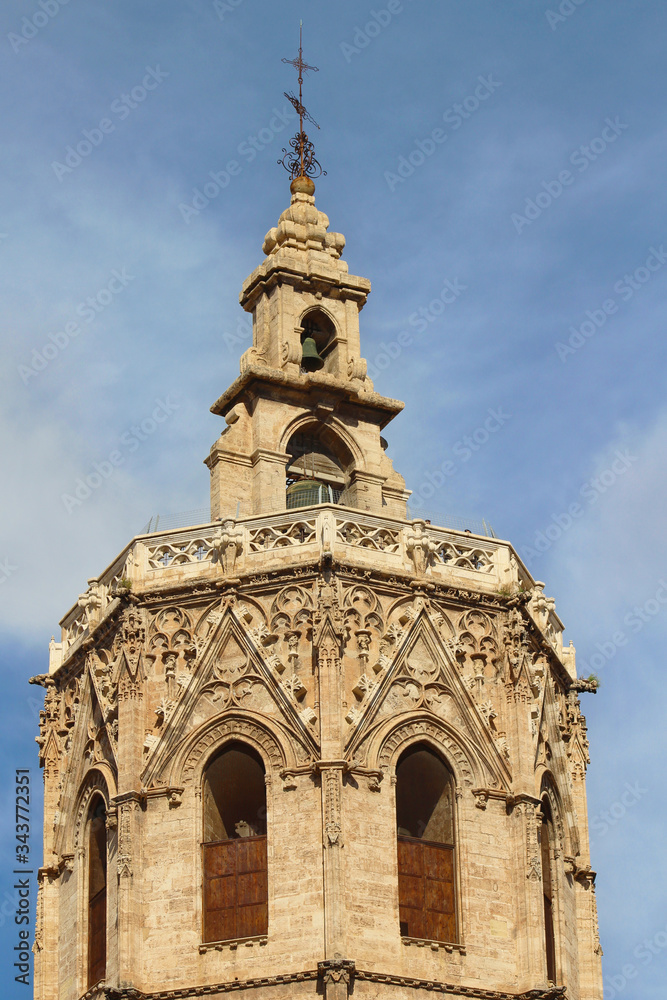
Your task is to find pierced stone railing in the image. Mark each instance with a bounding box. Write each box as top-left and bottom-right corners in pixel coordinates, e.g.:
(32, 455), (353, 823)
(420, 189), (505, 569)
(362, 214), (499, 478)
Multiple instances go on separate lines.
(56, 504), (564, 670)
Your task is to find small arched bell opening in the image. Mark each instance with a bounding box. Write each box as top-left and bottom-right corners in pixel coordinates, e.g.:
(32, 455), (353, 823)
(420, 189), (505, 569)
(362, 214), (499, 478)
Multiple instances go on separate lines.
(395, 745), (457, 943)
(202, 743), (268, 943)
(87, 796), (107, 988)
(299, 309), (337, 373)
(539, 796), (557, 983)
(285, 426), (350, 509)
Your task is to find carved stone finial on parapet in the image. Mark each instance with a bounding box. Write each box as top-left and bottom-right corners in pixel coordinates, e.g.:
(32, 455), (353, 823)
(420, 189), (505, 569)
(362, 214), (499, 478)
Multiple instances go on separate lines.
(212, 519), (244, 579)
(405, 519), (436, 577)
(77, 579), (103, 628)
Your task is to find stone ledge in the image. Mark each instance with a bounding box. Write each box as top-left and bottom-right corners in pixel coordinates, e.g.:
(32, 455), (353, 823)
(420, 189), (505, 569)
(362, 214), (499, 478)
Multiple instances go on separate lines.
(198, 935), (268, 953)
(400, 936), (466, 954)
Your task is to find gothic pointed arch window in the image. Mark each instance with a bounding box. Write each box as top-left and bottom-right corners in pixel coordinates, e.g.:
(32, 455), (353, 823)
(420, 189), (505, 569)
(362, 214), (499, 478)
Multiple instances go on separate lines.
(540, 796), (557, 983)
(395, 745), (457, 943)
(285, 425), (350, 508)
(86, 796), (107, 988)
(202, 743), (268, 942)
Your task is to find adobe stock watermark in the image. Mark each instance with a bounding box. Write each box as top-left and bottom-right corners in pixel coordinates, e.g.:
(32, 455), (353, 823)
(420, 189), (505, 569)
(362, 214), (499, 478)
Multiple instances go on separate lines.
(0, 558), (18, 585)
(520, 448), (638, 567)
(385, 75), (502, 192)
(556, 245), (667, 361)
(511, 117), (628, 234)
(219, 268), (464, 357)
(589, 781), (647, 846)
(223, 313), (253, 352)
(61, 396), (181, 514)
(213, 0), (244, 20)
(178, 104), (296, 223)
(367, 277), (467, 378)
(576, 579), (667, 678)
(340, 0), (411, 62)
(51, 66), (169, 181)
(545, 0), (590, 32)
(410, 407), (512, 510)
(8, 0), (72, 54)
(18, 267), (135, 384)
(606, 920), (667, 999)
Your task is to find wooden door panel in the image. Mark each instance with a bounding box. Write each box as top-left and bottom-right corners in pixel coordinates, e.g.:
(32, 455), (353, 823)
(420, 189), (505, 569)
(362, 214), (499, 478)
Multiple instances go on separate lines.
(398, 837), (456, 943)
(237, 837), (266, 873)
(399, 904), (426, 940)
(88, 889), (106, 986)
(423, 844), (454, 880)
(237, 870), (268, 906)
(204, 841), (236, 877)
(237, 901), (268, 939)
(428, 910), (457, 944)
(206, 873), (236, 909)
(203, 837), (268, 942)
(425, 876), (455, 914)
(398, 872), (425, 909)
(205, 907), (236, 944)
(397, 839), (423, 876)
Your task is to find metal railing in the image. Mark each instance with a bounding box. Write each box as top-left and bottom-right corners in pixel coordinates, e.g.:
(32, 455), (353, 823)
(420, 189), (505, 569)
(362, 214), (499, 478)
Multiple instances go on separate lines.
(141, 500), (496, 538)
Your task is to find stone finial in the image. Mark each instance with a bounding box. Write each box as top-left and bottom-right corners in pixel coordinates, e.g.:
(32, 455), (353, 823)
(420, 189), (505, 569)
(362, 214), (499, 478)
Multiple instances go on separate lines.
(405, 520), (436, 576)
(262, 188), (346, 260)
(211, 519), (243, 576)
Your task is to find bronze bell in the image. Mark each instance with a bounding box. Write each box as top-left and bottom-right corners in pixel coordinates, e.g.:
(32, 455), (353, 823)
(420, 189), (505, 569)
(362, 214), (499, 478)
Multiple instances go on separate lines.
(301, 336), (324, 371)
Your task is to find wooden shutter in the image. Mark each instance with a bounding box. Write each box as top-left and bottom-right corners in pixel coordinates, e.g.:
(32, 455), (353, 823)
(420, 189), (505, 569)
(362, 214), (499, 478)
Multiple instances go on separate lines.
(398, 838), (426, 939)
(87, 887), (106, 986)
(398, 836), (456, 943)
(203, 836), (267, 942)
(541, 819), (556, 982)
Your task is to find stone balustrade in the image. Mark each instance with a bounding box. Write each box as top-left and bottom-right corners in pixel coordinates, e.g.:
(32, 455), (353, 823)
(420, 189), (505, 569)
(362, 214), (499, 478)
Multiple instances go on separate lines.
(54, 504), (565, 672)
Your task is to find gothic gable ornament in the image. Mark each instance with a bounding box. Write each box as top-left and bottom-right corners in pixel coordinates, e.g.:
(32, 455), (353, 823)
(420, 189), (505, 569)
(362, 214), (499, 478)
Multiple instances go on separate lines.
(141, 604), (319, 790)
(347, 607), (511, 791)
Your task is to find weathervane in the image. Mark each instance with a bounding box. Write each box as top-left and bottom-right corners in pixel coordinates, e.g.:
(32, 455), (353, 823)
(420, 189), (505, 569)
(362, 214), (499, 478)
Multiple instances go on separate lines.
(278, 22), (326, 182)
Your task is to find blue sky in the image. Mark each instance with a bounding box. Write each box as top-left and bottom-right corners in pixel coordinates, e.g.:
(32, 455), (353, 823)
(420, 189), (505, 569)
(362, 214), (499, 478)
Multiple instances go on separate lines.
(1, 1), (666, 996)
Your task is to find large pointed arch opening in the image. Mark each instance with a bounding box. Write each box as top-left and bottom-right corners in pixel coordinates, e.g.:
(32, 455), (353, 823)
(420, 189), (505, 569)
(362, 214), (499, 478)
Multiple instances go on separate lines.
(540, 795), (557, 983)
(202, 742), (268, 943)
(86, 795), (107, 988)
(285, 420), (356, 509)
(395, 744), (457, 943)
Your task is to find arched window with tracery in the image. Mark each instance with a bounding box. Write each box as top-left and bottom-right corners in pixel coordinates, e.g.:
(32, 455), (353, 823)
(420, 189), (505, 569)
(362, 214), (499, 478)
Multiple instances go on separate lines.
(539, 797), (557, 983)
(202, 743), (268, 943)
(395, 745), (457, 943)
(87, 796), (107, 988)
(285, 426), (349, 509)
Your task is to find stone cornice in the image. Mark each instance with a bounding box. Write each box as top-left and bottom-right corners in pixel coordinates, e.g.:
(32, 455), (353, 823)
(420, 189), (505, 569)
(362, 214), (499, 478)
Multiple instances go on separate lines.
(209, 365), (404, 424)
(76, 971), (566, 1000)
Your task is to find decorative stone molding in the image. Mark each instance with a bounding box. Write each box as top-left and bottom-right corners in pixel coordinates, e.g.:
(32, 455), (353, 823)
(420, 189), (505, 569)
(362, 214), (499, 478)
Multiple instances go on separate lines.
(472, 788), (489, 809)
(354, 969), (566, 999)
(198, 934), (268, 953)
(322, 766), (344, 849)
(347, 356), (367, 381)
(73, 770), (111, 853)
(178, 717), (287, 786)
(400, 937), (466, 954)
(405, 520), (437, 576)
(318, 956), (355, 986)
(375, 717), (477, 788)
(211, 519), (244, 577)
(77, 579), (104, 628)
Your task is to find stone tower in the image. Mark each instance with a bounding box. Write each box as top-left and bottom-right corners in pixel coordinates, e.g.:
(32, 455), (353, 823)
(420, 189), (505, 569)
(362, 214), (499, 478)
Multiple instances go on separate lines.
(33, 173), (604, 1000)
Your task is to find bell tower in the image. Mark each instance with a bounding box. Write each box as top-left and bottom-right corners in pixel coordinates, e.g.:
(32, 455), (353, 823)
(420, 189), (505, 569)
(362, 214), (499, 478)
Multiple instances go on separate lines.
(204, 171), (409, 520)
(33, 34), (603, 1000)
